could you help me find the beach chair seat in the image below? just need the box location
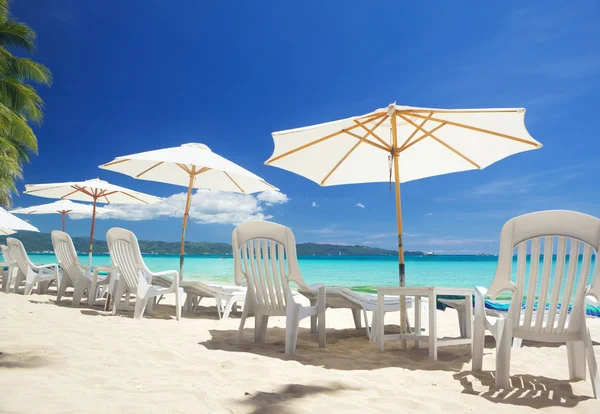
[52,230,112,307]
[472,210,599,398]
[299,286,424,341]
[107,228,183,320]
[233,221,325,354]
[7,237,60,295]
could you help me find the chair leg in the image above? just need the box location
[457,310,466,338]
[584,328,599,399]
[24,279,35,296]
[238,300,250,343]
[309,298,317,334]
[367,309,375,341]
[285,308,300,354]
[567,340,586,381]
[112,279,126,316]
[352,308,362,329]
[512,338,523,349]
[72,279,86,308]
[175,288,182,321]
[56,276,69,303]
[222,298,237,320]
[134,296,150,320]
[472,317,486,371]
[495,318,512,389]
[255,314,269,344]
[318,308,326,349]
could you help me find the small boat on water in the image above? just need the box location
[423,251,437,257]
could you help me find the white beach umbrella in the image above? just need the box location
[11,200,113,232]
[24,178,162,264]
[99,142,278,278]
[266,103,541,331]
[0,207,39,235]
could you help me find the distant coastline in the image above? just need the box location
[1,232,424,257]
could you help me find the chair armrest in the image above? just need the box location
[30,262,58,272]
[146,269,179,288]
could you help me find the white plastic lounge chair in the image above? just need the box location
[52,230,112,307]
[180,281,246,320]
[1,244,17,292]
[106,228,183,320]
[299,286,423,341]
[233,221,326,354]
[7,237,60,295]
[472,210,599,398]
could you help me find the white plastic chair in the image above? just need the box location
[7,237,60,295]
[52,230,112,307]
[473,210,599,398]
[106,228,182,320]
[1,244,17,292]
[233,221,326,354]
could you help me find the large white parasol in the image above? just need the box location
[11,199,113,232]
[266,103,541,332]
[24,178,162,264]
[99,143,278,278]
[0,207,39,235]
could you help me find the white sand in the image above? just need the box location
[0,291,598,413]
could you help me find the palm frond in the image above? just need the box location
[0,19,36,52]
[0,101,37,153]
[0,77,45,122]
[0,54,52,85]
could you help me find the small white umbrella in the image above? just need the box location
[266,103,541,333]
[24,178,162,264]
[99,143,278,278]
[11,200,113,232]
[0,207,39,235]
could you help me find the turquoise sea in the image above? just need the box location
[25,253,598,300]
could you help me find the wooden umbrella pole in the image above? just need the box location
[61,212,66,232]
[88,196,97,267]
[179,169,195,281]
[391,110,407,342]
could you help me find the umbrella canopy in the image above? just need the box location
[266,103,541,334]
[11,200,113,232]
[24,178,162,264]
[0,207,39,235]
[99,143,278,278]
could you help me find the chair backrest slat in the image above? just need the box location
[534,236,554,331]
[523,237,541,329]
[556,240,580,333]
[544,236,568,333]
[232,221,308,314]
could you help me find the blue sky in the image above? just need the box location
[10,0,600,253]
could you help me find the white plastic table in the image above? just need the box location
[376,286,474,360]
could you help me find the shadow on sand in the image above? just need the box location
[0,351,50,369]
[236,383,352,414]
[453,370,593,408]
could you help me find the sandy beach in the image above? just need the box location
[0,291,598,413]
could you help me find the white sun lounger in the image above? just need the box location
[107,228,183,320]
[299,286,423,341]
[52,230,112,307]
[1,245,17,292]
[6,238,60,295]
[472,210,599,398]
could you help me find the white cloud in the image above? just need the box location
[355,203,365,208]
[424,212,433,216]
[312,201,318,207]
[257,191,290,207]
[71,189,289,226]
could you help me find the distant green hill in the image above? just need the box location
[0,232,424,256]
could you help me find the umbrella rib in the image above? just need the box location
[353,116,391,149]
[177,163,193,175]
[398,112,433,150]
[61,187,85,199]
[320,140,362,185]
[25,185,65,194]
[260,180,278,190]
[194,167,211,176]
[266,113,386,164]
[224,172,245,193]
[398,109,521,114]
[428,133,481,169]
[137,161,164,178]
[343,130,390,152]
[118,191,151,204]
[399,122,446,152]
[403,112,539,146]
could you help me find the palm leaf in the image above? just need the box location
[0,18,36,52]
[0,101,37,153]
[0,77,45,122]
[0,52,52,85]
